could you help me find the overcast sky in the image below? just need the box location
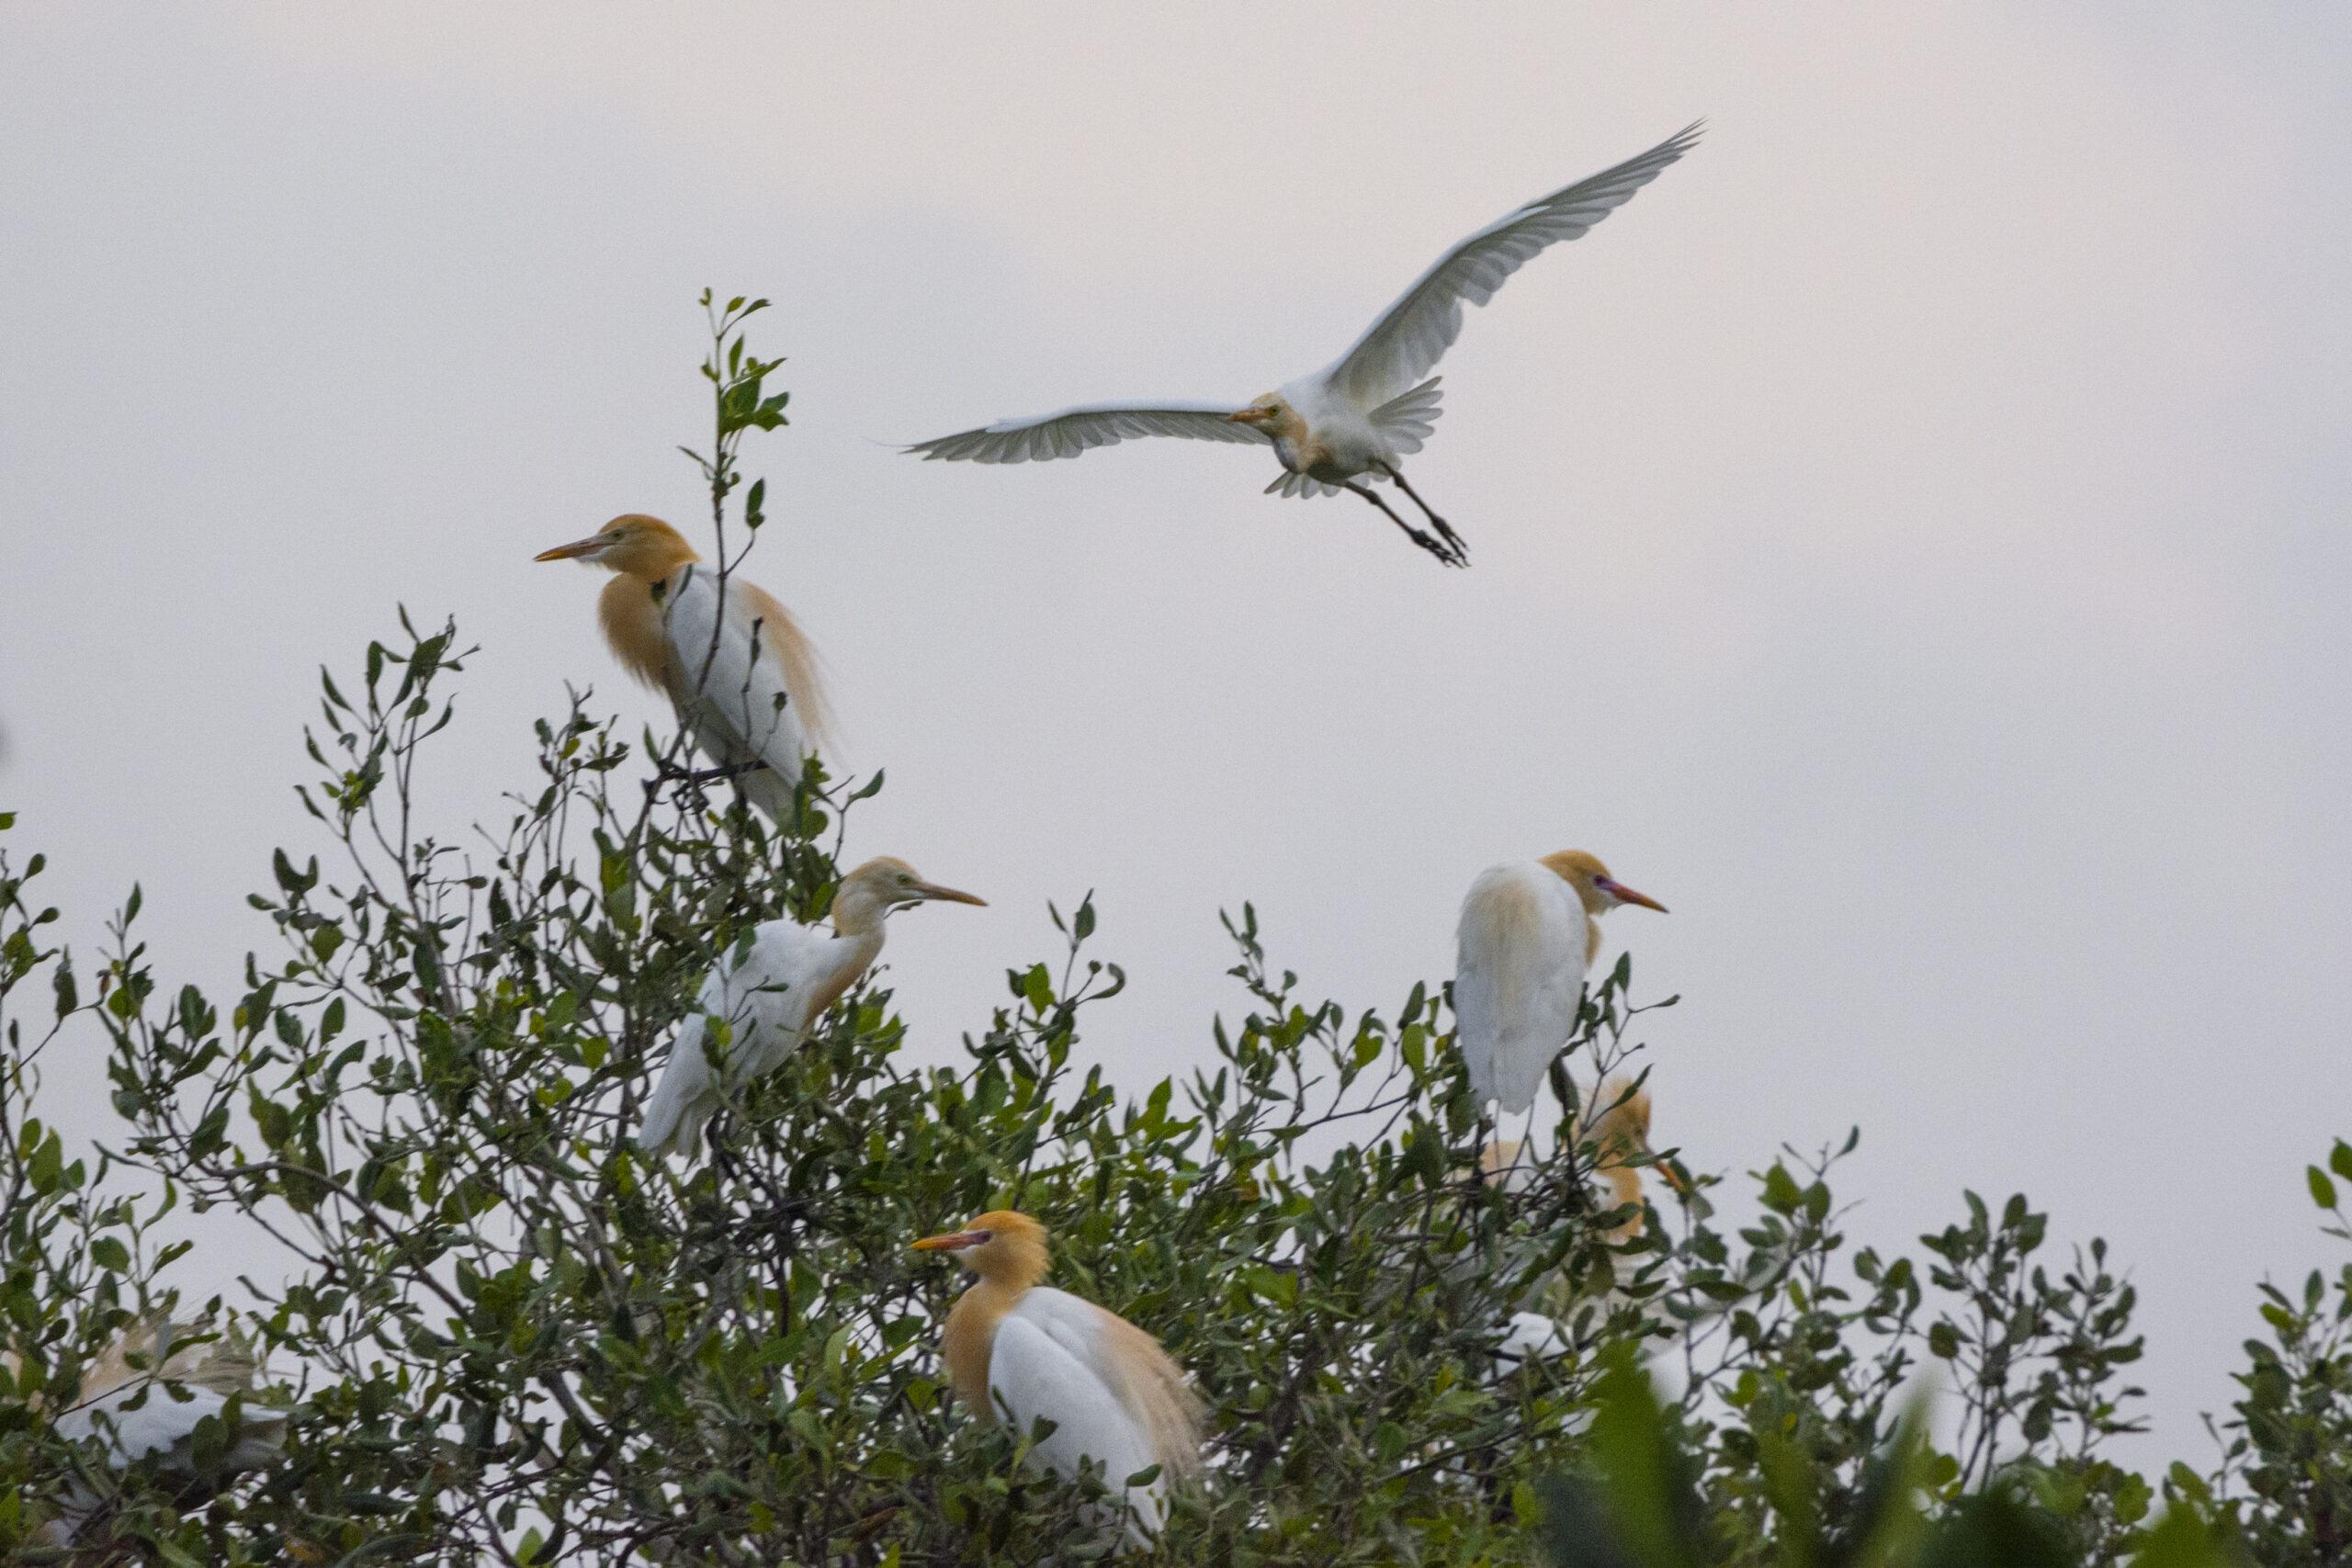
[5,4,2347,1462]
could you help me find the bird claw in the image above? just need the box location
[1431,519,1470,565]
[1409,529,1455,565]
[1411,528,1468,569]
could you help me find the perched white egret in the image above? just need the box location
[32,1315,285,1545]
[638,857,985,1158]
[536,514,834,823]
[914,1211,1202,1547]
[906,123,1701,566]
[1453,852,1666,1115]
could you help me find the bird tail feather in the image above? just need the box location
[1368,376,1444,456]
[1263,471,1345,500]
[637,1073,706,1161]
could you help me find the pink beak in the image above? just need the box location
[1594,876,1668,913]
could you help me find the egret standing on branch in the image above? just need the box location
[906,123,1701,566]
[638,857,985,1159]
[535,514,834,823]
[31,1315,286,1546]
[1453,851,1667,1115]
[914,1211,1203,1548]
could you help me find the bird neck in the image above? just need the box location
[828,885,897,939]
[1600,1163,1645,1239]
[597,575,679,694]
[940,1280,1026,1416]
[939,1257,1048,1418]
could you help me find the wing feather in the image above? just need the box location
[906,400,1274,465]
[990,1296,1172,1543]
[1453,863,1590,1114]
[640,920,842,1158]
[659,566,819,823]
[1329,123,1702,405]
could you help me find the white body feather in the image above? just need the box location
[637,918,882,1158]
[1453,862,1593,1114]
[51,1384,281,1471]
[661,564,817,824]
[909,124,1699,501]
[985,1287,1186,1545]
[41,1324,284,1544]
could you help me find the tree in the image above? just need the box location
[0,297,2343,1565]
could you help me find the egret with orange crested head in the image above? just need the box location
[914,1210,1202,1547]
[536,514,833,822]
[906,124,1701,566]
[639,857,984,1158]
[1453,851,1667,1116]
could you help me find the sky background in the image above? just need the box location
[4,4,2348,1464]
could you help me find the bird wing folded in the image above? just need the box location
[989,1298,1169,1536]
[1326,122,1702,407]
[905,401,1274,464]
[640,920,837,1158]
[1453,864,1590,1114]
[660,566,824,820]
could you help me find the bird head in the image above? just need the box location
[1225,395,1295,435]
[534,514,699,578]
[1539,850,1668,919]
[913,1209,1050,1287]
[829,856,986,933]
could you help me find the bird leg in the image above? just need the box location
[1341,480,1463,568]
[644,756,773,811]
[1376,464,1468,564]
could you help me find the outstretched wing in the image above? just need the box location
[905,401,1274,465]
[1327,122,1702,406]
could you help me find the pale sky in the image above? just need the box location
[4,5,2347,1464]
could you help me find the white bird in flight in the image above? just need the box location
[906,123,1701,567]
[638,856,985,1158]
[536,514,834,825]
[1453,851,1667,1115]
[914,1210,1203,1548]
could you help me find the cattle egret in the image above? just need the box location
[1453,852,1666,1115]
[639,857,984,1158]
[914,1211,1202,1546]
[906,124,1700,566]
[33,1315,284,1545]
[1487,1081,1668,1379]
[536,514,833,823]
[1477,1079,1655,1225]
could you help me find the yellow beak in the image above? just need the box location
[534,535,610,562]
[1596,876,1668,914]
[1224,408,1264,424]
[912,1229,988,1252]
[911,882,987,907]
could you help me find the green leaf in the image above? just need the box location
[2309,1166,2338,1211]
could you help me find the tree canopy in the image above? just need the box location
[2,299,2345,1566]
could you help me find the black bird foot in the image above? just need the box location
[1407,527,1465,568]
[1431,518,1470,565]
